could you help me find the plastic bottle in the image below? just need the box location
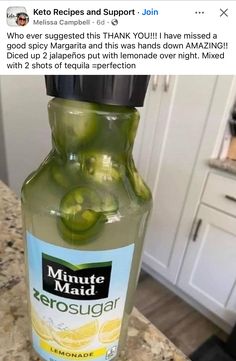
[21,75,152,361]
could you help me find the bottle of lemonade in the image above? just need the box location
[21,75,152,361]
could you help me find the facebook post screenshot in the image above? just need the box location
[1,2,236,361]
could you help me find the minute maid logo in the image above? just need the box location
[42,254,112,300]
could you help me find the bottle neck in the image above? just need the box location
[48,98,139,161]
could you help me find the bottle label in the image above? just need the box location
[26,232,134,361]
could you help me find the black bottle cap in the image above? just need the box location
[45,75,150,107]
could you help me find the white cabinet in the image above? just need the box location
[178,204,236,327]
[202,172,236,217]
[0,76,50,194]
[138,76,236,329]
[139,75,228,282]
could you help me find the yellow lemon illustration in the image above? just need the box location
[31,309,52,341]
[99,319,121,344]
[52,320,98,350]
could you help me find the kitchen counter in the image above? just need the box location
[0,181,189,361]
[209,158,236,176]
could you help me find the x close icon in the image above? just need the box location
[220,8,228,17]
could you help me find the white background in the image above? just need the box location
[0,1,235,74]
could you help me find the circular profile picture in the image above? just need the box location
[16,12,29,26]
